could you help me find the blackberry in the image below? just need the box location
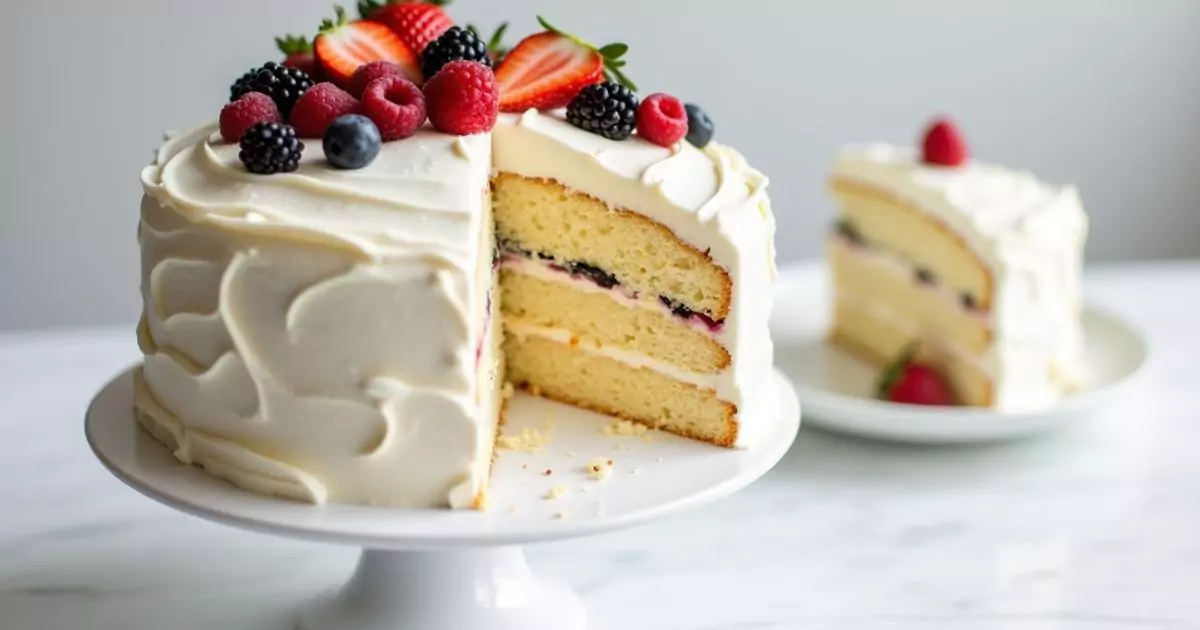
[239,122,304,175]
[566,82,639,141]
[230,61,313,117]
[421,26,492,80]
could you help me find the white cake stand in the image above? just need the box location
[85,367,800,630]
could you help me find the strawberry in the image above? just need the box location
[276,34,325,82]
[314,6,423,88]
[363,0,454,58]
[875,343,957,406]
[921,116,969,167]
[495,16,636,113]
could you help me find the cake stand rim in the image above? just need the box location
[85,366,800,549]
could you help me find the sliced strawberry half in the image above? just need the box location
[495,17,636,113]
[314,6,423,88]
[362,0,454,57]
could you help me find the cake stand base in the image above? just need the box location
[299,548,583,630]
[86,368,800,630]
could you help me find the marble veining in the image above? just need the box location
[2,262,1200,629]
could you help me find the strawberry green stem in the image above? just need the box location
[875,340,920,400]
[536,15,637,91]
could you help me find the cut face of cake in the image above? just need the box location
[135,30,776,508]
[827,118,1088,410]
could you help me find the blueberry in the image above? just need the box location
[684,103,715,148]
[567,261,620,289]
[323,114,382,170]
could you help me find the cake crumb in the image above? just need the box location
[476,493,492,511]
[554,510,569,520]
[496,427,550,453]
[543,468,553,476]
[586,457,615,481]
[602,419,648,438]
[545,484,568,500]
[501,381,516,400]
[522,463,528,470]
[656,457,664,464]
[529,384,543,397]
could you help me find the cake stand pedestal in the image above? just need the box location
[85,368,800,630]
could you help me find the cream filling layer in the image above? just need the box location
[499,253,721,336]
[834,290,994,377]
[830,236,992,325]
[504,320,723,395]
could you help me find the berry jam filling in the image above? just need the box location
[835,219,865,246]
[500,242,724,331]
[658,296,721,331]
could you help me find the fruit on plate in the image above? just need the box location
[875,343,957,406]
[494,16,635,113]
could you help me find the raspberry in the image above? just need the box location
[636,93,689,147]
[423,60,498,136]
[219,93,282,142]
[349,61,409,99]
[921,117,968,167]
[289,82,362,138]
[362,75,427,141]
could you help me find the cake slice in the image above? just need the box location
[492,109,775,447]
[827,117,1088,410]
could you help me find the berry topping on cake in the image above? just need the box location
[349,61,409,99]
[219,92,282,143]
[239,122,304,175]
[636,93,689,147]
[362,75,427,140]
[361,0,454,59]
[323,114,382,169]
[420,26,492,80]
[467,22,510,64]
[876,343,956,406]
[230,61,314,118]
[684,103,715,149]
[276,34,325,82]
[424,60,499,135]
[290,82,362,138]
[921,117,969,167]
[315,6,422,88]
[495,17,635,113]
[566,81,638,141]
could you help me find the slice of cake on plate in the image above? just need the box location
[134,9,777,509]
[827,117,1088,410]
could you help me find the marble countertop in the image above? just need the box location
[2,260,1198,630]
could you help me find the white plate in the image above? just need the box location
[770,262,1150,444]
[86,368,801,548]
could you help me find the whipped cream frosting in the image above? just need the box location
[137,110,778,506]
[494,110,777,447]
[831,144,1088,409]
[138,124,497,508]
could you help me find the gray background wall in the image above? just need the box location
[2,0,1198,330]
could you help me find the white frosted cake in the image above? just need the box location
[135,10,776,509]
[827,117,1088,410]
